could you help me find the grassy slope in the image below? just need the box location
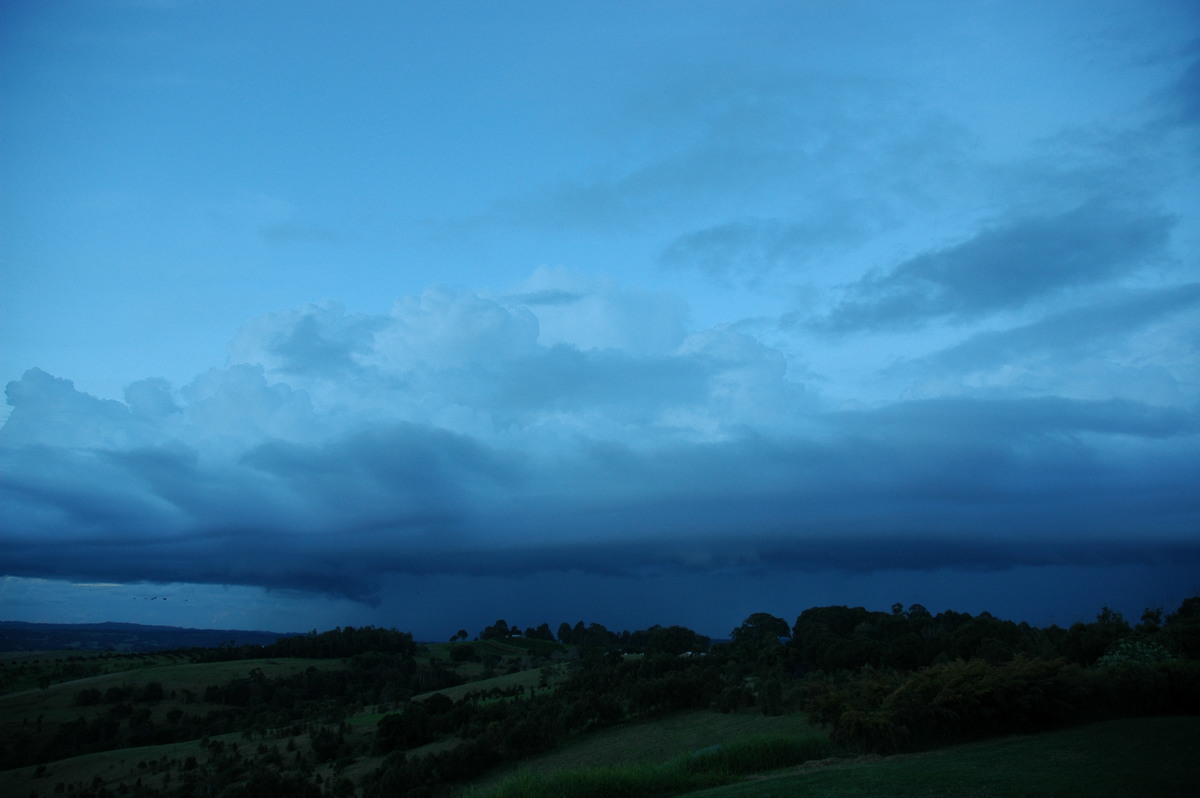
[518,711,822,771]
[683,716,1200,798]
[0,655,350,792]
[1,656,342,727]
[462,710,825,795]
[0,650,181,693]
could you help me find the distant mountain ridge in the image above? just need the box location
[0,620,294,652]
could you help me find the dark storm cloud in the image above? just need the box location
[239,423,518,522]
[817,203,1175,332]
[410,535,1200,580]
[5,366,1196,605]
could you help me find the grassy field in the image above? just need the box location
[462,710,828,795]
[3,733,219,795]
[687,715,1200,797]
[471,715,1200,798]
[0,656,343,725]
[0,650,184,693]
[515,710,822,771]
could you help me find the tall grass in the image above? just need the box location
[478,734,837,798]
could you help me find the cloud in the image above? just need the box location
[815,202,1175,332]
[1154,54,1200,129]
[657,212,870,283]
[912,283,1200,370]
[891,283,1200,403]
[3,316,1197,605]
[228,303,386,377]
[505,267,689,356]
[2,264,1197,608]
[496,145,793,234]
[475,62,974,256]
[1,369,152,449]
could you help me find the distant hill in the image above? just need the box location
[0,620,293,652]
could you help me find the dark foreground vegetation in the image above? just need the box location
[2,597,1198,797]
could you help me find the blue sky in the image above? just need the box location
[2,1,1199,640]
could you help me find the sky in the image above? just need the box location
[2,0,1199,641]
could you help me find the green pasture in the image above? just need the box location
[464,709,826,795]
[1,735,212,794]
[687,715,1200,797]
[1,657,343,720]
[472,715,1200,798]
[0,650,184,693]
[524,710,822,771]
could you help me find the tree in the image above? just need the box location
[480,619,512,640]
[642,625,709,657]
[1064,607,1131,665]
[525,623,555,641]
[731,612,791,670]
[1163,596,1200,659]
[733,612,791,642]
[1137,608,1162,633]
